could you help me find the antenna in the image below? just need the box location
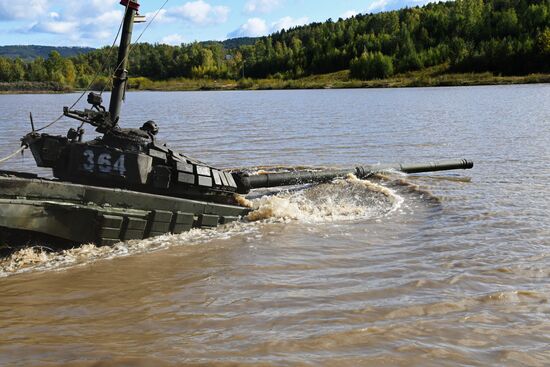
[29,112,35,132]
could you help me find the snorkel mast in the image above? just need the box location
[108,0,140,124]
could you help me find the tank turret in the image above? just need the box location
[22,93,239,204]
[21,0,239,204]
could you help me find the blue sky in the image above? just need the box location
[0,0,435,47]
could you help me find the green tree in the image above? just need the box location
[0,58,12,81]
[396,25,423,72]
[63,59,76,86]
[350,51,394,80]
[524,4,549,31]
[494,9,519,37]
[28,57,48,81]
[12,58,26,81]
[45,51,65,83]
[538,28,550,54]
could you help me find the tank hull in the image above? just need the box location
[0,172,249,248]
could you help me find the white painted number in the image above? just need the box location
[113,155,126,176]
[81,150,126,176]
[98,153,112,173]
[83,149,94,172]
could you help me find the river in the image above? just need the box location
[0,86,549,366]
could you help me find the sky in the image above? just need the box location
[0,0,436,48]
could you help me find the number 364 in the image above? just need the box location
[82,149,126,176]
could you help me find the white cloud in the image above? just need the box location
[66,0,118,17]
[89,0,118,9]
[92,10,124,26]
[161,33,185,45]
[243,0,282,14]
[83,30,112,41]
[366,0,391,13]
[271,16,308,32]
[366,0,445,13]
[341,10,358,19]
[27,2,123,44]
[31,20,78,34]
[229,15,309,38]
[0,0,49,20]
[30,9,121,39]
[145,9,173,23]
[172,0,229,25]
[228,17,268,38]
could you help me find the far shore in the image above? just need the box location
[2,68,550,94]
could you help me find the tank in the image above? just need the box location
[0,0,473,253]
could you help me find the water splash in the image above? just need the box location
[246,174,402,222]
[0,175,401,277]
[0,223,255,277]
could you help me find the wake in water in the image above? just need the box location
[0,224,254,277]
[0,175,402,277]
[243,174,402,222]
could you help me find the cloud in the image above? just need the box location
[0,0,49,20]
[144,9,173,23]
[23,0,230,46]
[243,0,282,14]
[66,0,118,17]
[31,20,78,35]
[81,30,112,41]
[93,10,124,26]
[228,15,309,38]
[28,7,122,44]
[366,0,443,13]
[271,16,308,32]
[341,10,358,19]
[366,0,390,13]
[26,0,124,44]
[161,33,185,45]
[172,0,229,25]
[228,17,268,38]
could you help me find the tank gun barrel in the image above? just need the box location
[367,159,474,174]
[235,159,473,194]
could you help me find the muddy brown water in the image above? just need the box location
[0,86,549,366]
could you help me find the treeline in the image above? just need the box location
[0,51,80,86]
[0,0,549,88]
[244,0,550,78]
[0,45,94,61]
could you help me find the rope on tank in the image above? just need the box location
[0,145,27,165]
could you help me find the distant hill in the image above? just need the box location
[0,39,254,61]
[0,45,95,60]
[201,37,258,50]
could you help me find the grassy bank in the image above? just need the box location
[2,66,550,94]
[0,81,72,94]
[129,66,550,91]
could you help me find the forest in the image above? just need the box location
[0,0,549,90]
[0,46,93,61]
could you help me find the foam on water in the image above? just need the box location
[0,175,401,277]
[0,224,255,277]
[245,174,402,222]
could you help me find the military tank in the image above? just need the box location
[0,0,473,251]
